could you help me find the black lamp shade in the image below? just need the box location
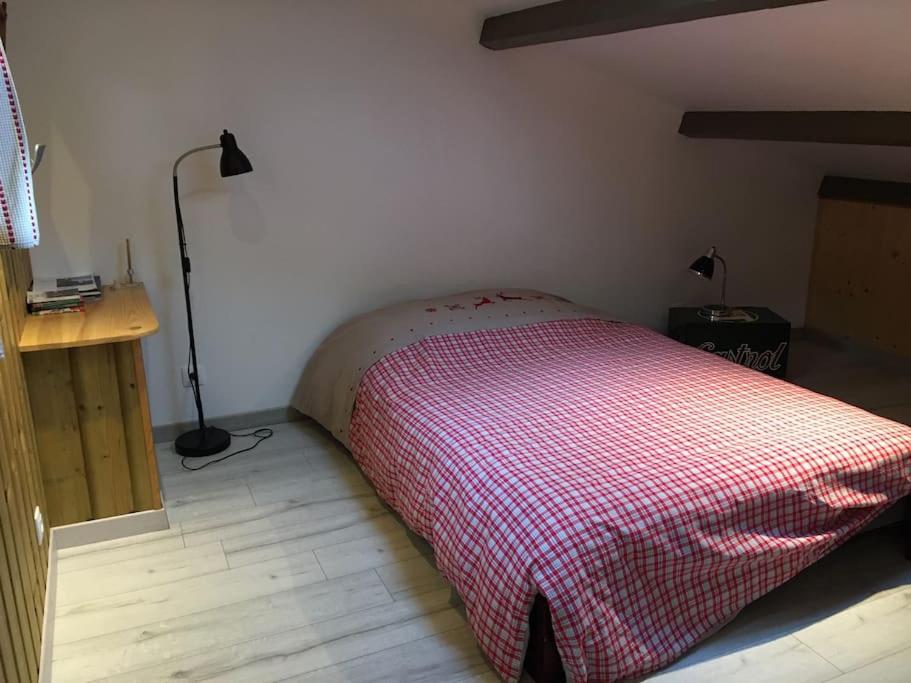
[219,129,253,177]
[689,255,715,280]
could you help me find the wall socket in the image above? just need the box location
[33,506,44,546]
[181,365,207,388]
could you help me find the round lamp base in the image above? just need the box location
[175,426,231,458]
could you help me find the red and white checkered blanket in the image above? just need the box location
[348,319,911,682]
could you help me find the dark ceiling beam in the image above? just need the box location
[678,111,911,147]
[819,176,911,208]
[480,0,826,50]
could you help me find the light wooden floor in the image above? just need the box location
[50,337,911,682]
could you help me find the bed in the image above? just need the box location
[293,289,911,682]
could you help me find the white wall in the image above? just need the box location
[11,0,820,428]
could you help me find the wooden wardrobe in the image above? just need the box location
[806,176,911,357]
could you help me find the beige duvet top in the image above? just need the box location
[292,288,613,446]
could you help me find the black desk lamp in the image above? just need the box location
[172,130,252,457]
[689,246,729,321]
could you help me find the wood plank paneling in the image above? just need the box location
[806,198,911,356]
[129,340,161,511]
[70,344,134,519]
[0,249,49,683]
[23,350,91,526]
[0,578,22,682]
[114,340,161,511]
[1,252,45,675]
[0,527,31,682]
[24,337,163,526]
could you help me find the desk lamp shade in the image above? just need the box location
[689,248,716,280]
[219,130,252,177]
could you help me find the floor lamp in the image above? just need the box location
[172,129,253,457]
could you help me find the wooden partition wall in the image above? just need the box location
[805,176,911,357]
[0,250,49,683]
[0,6,51,681]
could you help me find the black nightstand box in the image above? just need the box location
[667,307,791,378]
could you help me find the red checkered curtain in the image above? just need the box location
[0,39,37,248]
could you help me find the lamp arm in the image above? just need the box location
[172,143,221,178]
[715,254,728,310]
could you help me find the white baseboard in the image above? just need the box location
[52,508,170,550]
[39,508,171,680]
[39,532,58,683]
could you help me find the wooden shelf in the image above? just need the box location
[19,283,159,353]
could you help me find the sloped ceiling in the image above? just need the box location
[474,0,911,182]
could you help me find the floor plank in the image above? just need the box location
[376,554,450,600]
[794,585,911,673]
[314,527,424,578]
[181,494,386,547]
[101,589,465,682]
[54,550,325,644]
[56,542,226,606]
[287,625,489,683]
[163,479,257,523]
[224,511,400,568]
[52,571,393,682]
[643,635,840,682]
[248,467,373,507]
[57,529,185,574]
[825,646,911,683]
[159,445,314,493]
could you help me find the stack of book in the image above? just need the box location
[27,274,102,315]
